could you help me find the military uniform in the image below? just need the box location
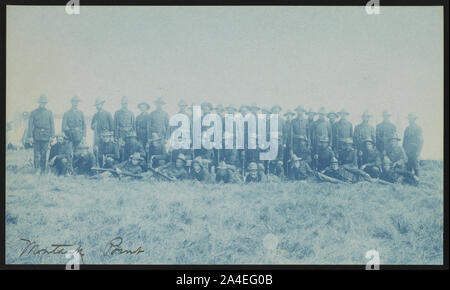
[354,121,376,151]
[123,135,145,162]
[311,118,332,152]
[27,97,55,174]
[361,146,382,178]
[376,120,397,153]
[403,116,423,176]
[314,144,335,171]
[385,143,407,169]
[337,145,358,168]
[149,106,169,140]
[289,158,314,181]
[62,107,86,150]
[73,146,95,175]
[98,139,120,168]
[136,111,151,147]
[49,137,73,175]
[114,108,135,141]
[332,111,353,153]
[91,109,114,147]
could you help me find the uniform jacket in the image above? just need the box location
[403,123,424,157]
[28,107,55,141]
[136,112,151,143]
[316,146,335,171]
[62,108,86,141]
[91,110,114,136]
[354,121,376,150]
[311,118,332,148]
[337,147,358,168]
[114,108,135,140]
[333,119,353,149]
[376,121,397,152]
[149,109,169,140]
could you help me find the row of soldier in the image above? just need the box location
[26,94,424,185]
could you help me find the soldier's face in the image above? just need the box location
[320,141,328,148]
[38,102,47,108]
[293,161,300,168]
[131,159,139,165]
[175,159,184,168]
[383,164,391,171]
[249,170,257,177]
[121,102,128,109]
[96,104,103,111]
[365,142,373,150]
[57,137,64,143]
[331,163,339,170]
[193,163,201,172]
[71,102,79,109]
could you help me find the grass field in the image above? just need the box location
[5,149,443,265]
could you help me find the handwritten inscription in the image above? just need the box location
[103,237,145,256]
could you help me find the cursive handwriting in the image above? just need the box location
[19,238,84,262]
[103,237,145,256]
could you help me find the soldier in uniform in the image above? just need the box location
[327,111,338,127]
[148,133,167,168]
[292,105,310,155]
[190,157,213,183]
[403,113,424,177]
[72,143,95,175]
[114,96,135,159]
[122,132,145,162]
[62,96,86,151]
[27,95,55,174]
[360,139,382,178]
[321,157,356,183]
[97,131,120,168]
[306,109,317,142]
[288,155,315,181]
[149,97,170,141]
[116,152,145,175]
[311,107,332,153]
[313,137,335,171]
[336,138,358,169]
[385,134,407,170]
[215,161,241,184]
[161,153,189,181]
[196,102,215,161]
[270,160,285,179]
[223,105,239,167]
[376,110,397,154]
[245,162,264,183]
[136,102,151,149]
[354,110,376,152]
[91,98,114,164]
[282,110,296,175]
[333,109,353,153]
[48,132,73,176]
[380,156,418,186]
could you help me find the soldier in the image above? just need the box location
[283,110,296,174]
[62,96,86,151]
[376,110,397,154]
[27,94,55,175]
[72,143,95,175]
[136,102,151,149]
[190,157,213,183]
[163,153,189,181]
[97,131,120,168]
[214,104,226,164]
[292,105,310,155]
[215,161,241,183]
[336,138,358,169]
[321,157,356,183]
[114,96,135,156]
[327,111,338,127]
[313,137,335,171]
[149,97,170,141]
[116,152,145,175]
[294,135,312,166]
[306,109,317,142]
[122,132,145,162]
[403,113,424,177]
[385,134,407,170]
[270,160,286,179]
[148,133,166,168]
[380,156,418,186]
[360,139,382,178]
[91,98,114,165]
[354,110,376,152]
[311,107,332,153]
[333,109,353,153]
[288,155,315,181]
[48,132,73,176]
[245,162,264,183]
[268,105,285,173]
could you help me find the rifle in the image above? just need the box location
[147,166,176,182]
[91,167,143,179]
[315,171,346,184]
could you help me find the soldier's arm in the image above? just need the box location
[62,112,68,132]
[113,112,119,140]
[91,113,97,131]
[417,127,424,153]
[81,112,86,137]
[131,112,136,132]
[49,111,55,138]
[107,112,114,131]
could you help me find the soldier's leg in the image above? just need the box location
[39,141,49,174]
[33,141,40,170]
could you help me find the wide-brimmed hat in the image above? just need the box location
[271,105,282,112]
[362,109,372,118]
[247,162,258,171]
[138,102,150,110]
[331,157,339,164]
[327,112,338,119]
[176,153,187,163]
[38,94,48,104]
[71,96,81,103]
[149,132,162,142]
[317,107,326,115]
[131,152,144,161]
[154,97,166,105]
[294,105,305,112]
[201,102,213,110]
[225,105,237,112]
[215,104,225,112]
[382,110,391,117]
[94,98,105,106]
[120,96,128,104]
[337,109,350,116]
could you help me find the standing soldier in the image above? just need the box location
[376,110,397,154]
[114,96,135,160]
[333,109,353,154]
[311,107,332,153]
[360,139,382,178]
[385,133,408,170]
[283,110,295,174]
[48,132,73,176]
[97,131,120,168]
[149,97,170,141]
[403,113,424,177]
[354,109,376,152]
[336,138,358,169]
[136,102,151,149]
[313,137,335,172]
[292,105,310,156]
[306,109,316,142]
[91,98,114,163]
[62,96,86,151]
[27,95,55,175]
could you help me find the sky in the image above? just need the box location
[6,6,443,159]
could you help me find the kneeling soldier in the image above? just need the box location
[337,138,358,169]
[360,139,382,178]
[73,143,95,175]
[313,137,335,171]
[380,156,418,186]
[190,157,213,183]
[164,153,189,181]
[288,155,314,181]
[116,152,145,175]
[245,162,265,183]
[48,132,73,176]
[98,131,120,168]
[215,161,241,184]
